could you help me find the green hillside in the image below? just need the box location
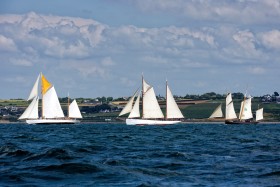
[1,98,280,122]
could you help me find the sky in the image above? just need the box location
[0,0,280,99]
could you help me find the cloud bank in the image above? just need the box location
[0,6,279,98]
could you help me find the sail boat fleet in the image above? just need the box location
[18,73,265,125]
[224,93,263,124]
[19,73,82,124]
[208,93,264,124]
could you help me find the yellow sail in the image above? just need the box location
[41,74,52,95]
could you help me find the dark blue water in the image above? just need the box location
[1,123,280,186]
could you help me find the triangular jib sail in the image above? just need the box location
[209,104,223,119]
[128,92,141,118]
[19,96,39,120]
[119,89,138,116]
[69,99,83,119]
[166,83,184,119]
[27,74,40,101]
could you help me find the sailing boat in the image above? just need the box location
[225,93,263,124]
[119,76,184,125]
[208,104,223,119]
[18,73,82,124]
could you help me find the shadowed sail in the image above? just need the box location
[239,97,253,120]
[27,75,40,101]
[119,89,138,116]
[128,93,141,118]
[209,104,223,119]
[19,96,39,120]
[225,93,237,120]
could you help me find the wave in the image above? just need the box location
[36,163,102,174]
[259,170,280,177]
[0,144,32,157]
[24,148,72,161]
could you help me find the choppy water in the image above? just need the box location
[1,123,280,186]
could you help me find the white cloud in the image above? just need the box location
[165,27,217,47]
[101,57,115,66]
[227,29,266,61]
[260,30,280,50]
[4,76,28,83]
[43,39,90,58]
[233,30,256,50]
[10,58,33,66]
[67,61,106,78]
[0,12,106,59]
[0,35,17,52]
[248,67,266,74]
[142,55,169,64]
[131,0,280,25]
[0,11,279,97]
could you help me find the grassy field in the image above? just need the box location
[0,99,28,107]
[180,99,280,121]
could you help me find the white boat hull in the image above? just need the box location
[126,118,181,125]
[26,119,80,124]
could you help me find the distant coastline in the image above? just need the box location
[1,121,280,125]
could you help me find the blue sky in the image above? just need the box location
[0,0,280,99]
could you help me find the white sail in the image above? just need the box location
[27,74,40,101]
[119,90,138,116]
[166,84,184,119]
[225,93,237,120]
[143,79,151,93]
[69,99,82,119]
[43,86,65,118]
[239,97,253,120]
[143,86,164,119]
[209,104,223,118]
[256,108,264,121]
[19,96,39,119]
[128,93,141,118]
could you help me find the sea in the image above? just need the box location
[1,123,280,187]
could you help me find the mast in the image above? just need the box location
[239,93,246,121]
[68,92,70,118]
[41,73,43,118]
[41,73,52,119]
[142,74,144,119]
[165,79,168,120]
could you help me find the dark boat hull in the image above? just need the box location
[225,120,259,125]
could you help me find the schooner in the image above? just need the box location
[18,73,82,124]
[119,75,184,125]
